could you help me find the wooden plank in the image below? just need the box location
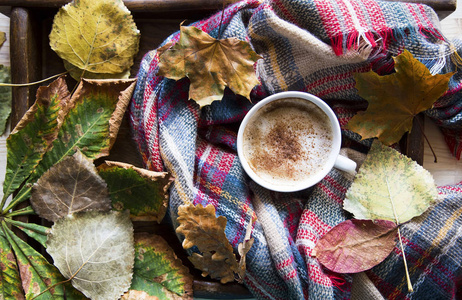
[0,0,456,12]
[9,7,41,128]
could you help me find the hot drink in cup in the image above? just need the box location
[237,91,356,192]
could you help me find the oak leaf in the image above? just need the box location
[31,150,111,222]
[344,140,437,223]
[312,219,398,273]
[176,203,239,283]
[347,49,454,145]
[49,0,140,80]
[157,26,261,107]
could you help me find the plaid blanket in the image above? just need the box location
[129,0,462,299]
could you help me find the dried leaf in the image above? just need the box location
[49,0,140,81]
[63,60,131,80]
[344,140,438,223]
[347,49,454,145]
[157,26,261,107]
[3,77,70,204]
[122,233,193,300]
[176,203,238,283]
[0,65,11,135]
[237,217,255,283]
[0,232,24,300]
[46,210,135,300]
[11,78,136,207]
[312,219,398,273]
[0,32,5,47]
[31,150,111,222]
[98,161,173,222]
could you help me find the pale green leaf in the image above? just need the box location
[46,210,135,300]
[344,140,438,223]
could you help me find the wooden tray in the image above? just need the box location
[1,0,455,298]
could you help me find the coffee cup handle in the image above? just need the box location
[334,154,357,174]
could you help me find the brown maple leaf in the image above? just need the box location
[157,25,261,107]
[347,49,454,146]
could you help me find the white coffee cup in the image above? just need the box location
[237,91,356,192]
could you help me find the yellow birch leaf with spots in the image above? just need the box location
[157,26,261,107]
[49,0,140,80]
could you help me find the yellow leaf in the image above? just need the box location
[176,203,239,283]
[49,0,140,81]
[157,26,261,107]
[347,49,454,145]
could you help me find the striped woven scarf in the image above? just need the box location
[129,0,462,299]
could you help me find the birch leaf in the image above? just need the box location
[98,161,173,222]
[31,150,111,222]
[3,76,70,204]
[122,233,193,300]
[49,0,140,81]
[176,203,238,283]
[157,26,261,107]
[46,210,135,300]
[347,49,454,145]
[312,219,398,273]
[344,140,438,222]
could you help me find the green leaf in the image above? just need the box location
[46,210,135,300]
[0,65,11,135]
[344,140,438,223]
[2,77,70,209]
[4,219,49,248]
[31,150,111,222]
[98,161,173,222]
[7,78,136,211]
[0,230,24,300]
[123,233,193,300]
[49,0,140,81]
[1,222,66,299]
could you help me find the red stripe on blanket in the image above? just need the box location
[313,0,342,52]
[319,182,344,204]
[366,271,409,299]
[272,0,300,27]
[309,263,333,286]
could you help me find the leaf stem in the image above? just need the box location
[5,206,35,217]
[217,0,226,40]
[386,178,413,292]
[0,71,68,87]
[30,278,71,300]
[415,116,437,163]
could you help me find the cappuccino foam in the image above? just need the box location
[242,98,333,186]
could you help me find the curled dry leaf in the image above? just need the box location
[31,150,111,222]
[237,216,255,283]
[157,26,261,107]
[122,233,193,300]
[49,0,140,80]
[347,49,454,145]
[98,161,173,222]
[312,219,398,273]
[176,203,239,283]
[46,210,135,300]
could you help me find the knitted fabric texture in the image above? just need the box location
[129,0,462,299]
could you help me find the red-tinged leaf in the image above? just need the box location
[312,219,398,273]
